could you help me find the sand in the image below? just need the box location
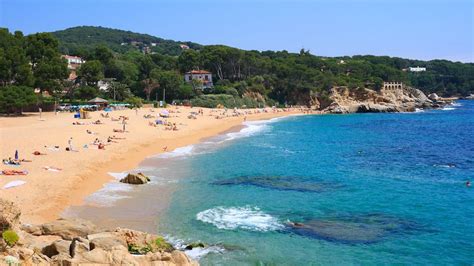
[0,106,305,224]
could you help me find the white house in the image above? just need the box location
[62,55,85,80]
[62,55,85,67]
[184,70,213,89]
[409,66,426,72]
[98,80,111,91]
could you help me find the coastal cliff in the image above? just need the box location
[319,86,453,114]
[0,198,197,266]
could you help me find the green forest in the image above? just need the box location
[1,26,473,113]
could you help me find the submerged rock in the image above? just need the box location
[120,172,150,185]
[213,176,341,193]
[287,213,425,244]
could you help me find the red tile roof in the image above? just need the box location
[186,70,211,74]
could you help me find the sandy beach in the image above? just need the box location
[0,106,304,224]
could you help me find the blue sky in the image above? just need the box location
[1,0,472,62]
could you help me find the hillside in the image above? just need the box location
[52,26,202,56]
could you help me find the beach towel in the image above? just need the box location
[43,166,62,172]
[1,170,28,175]
[3,180,26,189]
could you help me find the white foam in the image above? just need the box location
[196,206,284,232]
[84,182,133,207]
[185,246,225,260]
[157,145,195,158]
[442,107,455,111]
[108,172,128,180]
[164,236,225,260]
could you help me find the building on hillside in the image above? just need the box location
[184,70,213,89]
[62,55,85,81]
[180,44,190,50]
[383,82,404,90]
[409,66,426,72]
[97,80,111,91]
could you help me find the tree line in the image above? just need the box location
[1,26,473,114]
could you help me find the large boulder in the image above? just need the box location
[41,239,72,258]
[90,236,127,251]
[0,199,21,231]
[40,218,99,240]
[428,93,440,101]
[74,247,111,264]
[70,237,90,258]
[120,173,150,185]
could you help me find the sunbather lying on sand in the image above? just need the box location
[43,166,62,172]
[73,121,86,125]
[1,169,28,175]
[32,151,47,155]
[110,135,125,140]
[2,158,20,165]
[113,129,124,133]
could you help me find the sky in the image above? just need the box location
[1,0,473,62]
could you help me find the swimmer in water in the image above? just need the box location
[466,180,471,187]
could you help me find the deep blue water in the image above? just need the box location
[73,101,474,265]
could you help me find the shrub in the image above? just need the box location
[154,236,173,251]
[2,230,19,246]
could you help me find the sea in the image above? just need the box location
[66,100,474,265]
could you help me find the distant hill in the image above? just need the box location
[51,26,202,56]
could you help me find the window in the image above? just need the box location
[204,75,209,81]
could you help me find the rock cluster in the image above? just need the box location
[0,199,197,265]
[322,86,451,114]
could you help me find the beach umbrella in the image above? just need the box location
[14,150,18,160]
[160,109,170,117]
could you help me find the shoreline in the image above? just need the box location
[0,107,307,225]
[62,113,305,233]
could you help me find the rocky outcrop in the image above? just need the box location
[120,172,151,185]
[0,198,21,231]
[322,86,447,114]
[0,198,198,265]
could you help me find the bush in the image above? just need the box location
[2,230,19,246]
[190,94,263,108]
[154,236,173,251]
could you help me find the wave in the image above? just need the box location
[156,145,196,158]
[442,107,455,111]
[196,206,284,232]
[164,236,225,260]
[108,172,128,180]
[84,182,133,207]
[221,115,294,142]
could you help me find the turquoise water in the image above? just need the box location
[157,101,473,265]
[72,101,474,265]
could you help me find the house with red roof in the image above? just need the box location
[184,70,213,89]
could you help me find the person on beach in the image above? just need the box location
[68,137,73,151]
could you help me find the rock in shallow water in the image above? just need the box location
[287,213,426,244]
[212,176,341,193]
[120,172,150,185]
